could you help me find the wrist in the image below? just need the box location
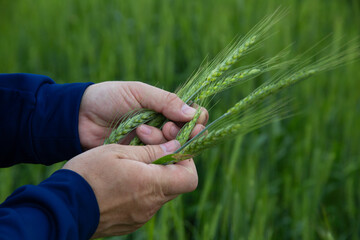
[32,81,93,163]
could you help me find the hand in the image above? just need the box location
[78,81,209,149]
[62,140,197,238]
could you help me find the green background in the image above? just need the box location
[1,0,360,239]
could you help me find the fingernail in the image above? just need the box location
[170,125,179,138]
[181,104,196,117]
[139,125,152,135]
[160,140,181,153]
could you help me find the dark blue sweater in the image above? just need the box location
[0,74,99,239]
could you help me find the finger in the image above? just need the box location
[155,158,198,196]
[197,107,209,125]
[132,82,196,122]
[119,130,136,145]
[113,140,181,164]
[190,124,206,139]
[162,122,181,140]
[136,124,168,145]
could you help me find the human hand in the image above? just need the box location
[78,81,208,149]
[62,140,197,238]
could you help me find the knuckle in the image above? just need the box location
[164,92,180,106]
[128,81,147,103]
[143,145,158,161]
[108,144,127,157]
[161,92,182,118]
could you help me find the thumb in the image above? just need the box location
[114,140,181,164]
[134,83,196,122]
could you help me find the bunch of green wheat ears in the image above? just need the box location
[104,9,359,164]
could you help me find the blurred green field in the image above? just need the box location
[1,0,360,239]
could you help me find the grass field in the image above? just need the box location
[1,0,360,239]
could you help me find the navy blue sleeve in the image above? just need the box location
[0,73,93,167]
[0,169,100,240]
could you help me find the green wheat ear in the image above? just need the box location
[150,9,289,147]
[195,49,294,101]
[177,8,288,103]
[181,123,242,155]
[176,108,202,146]
[104,9,287,145]
[153,40,360,165]
[104,110,157,144]
[153,97,289,165]
[104,8,359,158]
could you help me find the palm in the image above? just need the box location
[79,82,142,149]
